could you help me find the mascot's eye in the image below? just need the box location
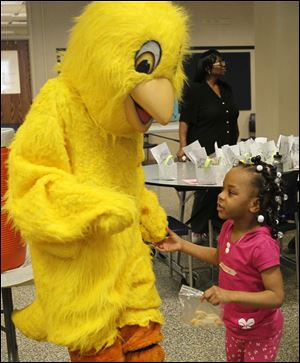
[135,52,155,74]
[135,41,161,74]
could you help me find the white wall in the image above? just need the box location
[27,1,89,96]
[175,1,254,46]
[254,1,299,140]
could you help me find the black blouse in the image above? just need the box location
[179,80,239,155]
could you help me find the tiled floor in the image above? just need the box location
[1,185,299,362]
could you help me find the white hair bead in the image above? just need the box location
[277,172,282,178]
[277,231,283,239]
[257,215,265,223]
[283,194,288,200]
[256,165,263,172]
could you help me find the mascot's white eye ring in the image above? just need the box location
[135,40,161,74]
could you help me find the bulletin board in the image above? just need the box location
[182,49,252,111]
[56,48,66,74]
[55,47,252,110]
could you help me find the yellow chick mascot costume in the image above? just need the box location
[6,2,189,362]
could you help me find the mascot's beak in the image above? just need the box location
[131,78,174,126]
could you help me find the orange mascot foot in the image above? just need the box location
[120,322,165,362]
[69,338,125,362]
[125,344,165,362]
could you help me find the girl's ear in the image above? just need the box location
[250,197,260,213]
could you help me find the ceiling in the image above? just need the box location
[1,1,27,36]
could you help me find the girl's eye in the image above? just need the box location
[135,41,161,74]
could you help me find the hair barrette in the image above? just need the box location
[275,196,282,203]
[277,231,283,239]
[265,165,271,173]
[275,178,280,184]
[251,155,261,164]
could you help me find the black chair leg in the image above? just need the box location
[2,287,19,362]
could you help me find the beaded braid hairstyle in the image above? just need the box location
[234,155,287,239]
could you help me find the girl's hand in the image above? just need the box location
[152,227,183,252]
[201,285,232,305]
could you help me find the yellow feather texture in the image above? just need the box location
[6,1,189,354]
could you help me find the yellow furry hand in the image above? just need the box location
[95,193,138,235]
[140,189,168,243]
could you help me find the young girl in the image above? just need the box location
[154,156,286,362]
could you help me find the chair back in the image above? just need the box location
[281,170,299,221]
[167,216,190,236]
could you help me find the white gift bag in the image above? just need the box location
[195,159,217,185]
[150,142,177,180]
[277,135,293,171]
[291,136,299,169]
[211,164,229,184]
[183,141,207,164]
[158,162,177,180]
[222,145,240,167]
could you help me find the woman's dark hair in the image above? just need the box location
[234,156,286,239]
[194,48,222,83]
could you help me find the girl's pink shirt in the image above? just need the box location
[218,219,284,339]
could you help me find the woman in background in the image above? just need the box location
[177,48,239,242]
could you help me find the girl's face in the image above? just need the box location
[217,167,259,221]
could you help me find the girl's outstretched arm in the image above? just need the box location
[153,227,219,266]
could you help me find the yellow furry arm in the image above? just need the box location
[6,82,137,257]
[6,154,137,257]
[139,188,167,243]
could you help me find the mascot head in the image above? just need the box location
[60,1,190,136]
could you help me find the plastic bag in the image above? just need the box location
[178,285,224,328]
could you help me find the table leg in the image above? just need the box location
[169,252,173,277]
[178,191,186,222]
[175,191,186,268]
[295,211,299,287]
[188,255,193,287]
[208,219,214,282]
[2,287,19,362]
